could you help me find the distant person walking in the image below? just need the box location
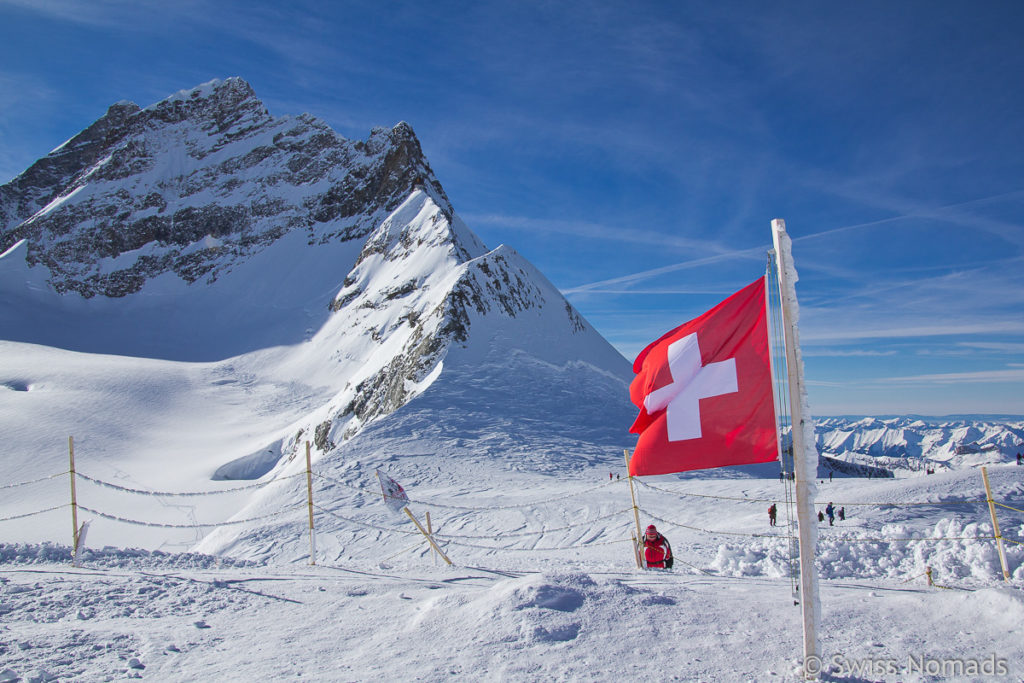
[1017,452,1022,466]
[825,502,835,526]
[768,503,777,527]
[818,511,825,523]
[642,525,673,569]
[838,506,845,522]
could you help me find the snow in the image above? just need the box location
[2,464,1022,681]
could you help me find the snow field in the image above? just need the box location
[3,547,1022,681]
[2,457,1023,681]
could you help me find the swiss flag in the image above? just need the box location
[628,277,777,476]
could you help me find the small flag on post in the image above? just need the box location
[375,469,453,565]
[628,277,777,476]
[376,469,410,512]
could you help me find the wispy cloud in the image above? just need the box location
[873,368,1024,385]
[462,213,737,255]
[802,320,1024,343]
[802,349,898,357]
[562,246,767,294]
[957,342,1024,354]
[793,188,1024,246]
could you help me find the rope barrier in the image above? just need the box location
[313,503,635,551]
[313,470,623,511]
[0,471,68,490]
[636,479,986,508]
[408,478,624,512]
[432,508,634,540]
[815,499,988,508]
[310,471,377,496]
[0,504,67,523]
[313,504,421,537]
[995,501,1024,515]
[820,534,996,544]
[640,508,998,545]
[76,504,303,529]
[637,479,777,503]
[639,508,795,540]
[76,471,304,497]
[439,536,632,552]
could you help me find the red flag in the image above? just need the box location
[628,277,777,476]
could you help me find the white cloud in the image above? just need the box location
[874,368,1024,385]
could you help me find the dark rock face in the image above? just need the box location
[0,78,451,298]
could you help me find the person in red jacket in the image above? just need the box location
[642,524,673,569]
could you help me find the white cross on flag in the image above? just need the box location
[628,277,777,476]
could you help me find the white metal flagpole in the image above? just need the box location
[771,218,822,680]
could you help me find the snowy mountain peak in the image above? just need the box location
[0,78,452,301]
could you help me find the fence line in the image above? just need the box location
[76,504,304,529]
[439,535,632,552]
[2,449,1020,581]
[0,504,67,523]
[996,501,1024,515]
[313,503,421,536]
[431,508,634,540]
[76,471,304,497]
[0,471,68,490]
[636,479,989,508]
[313,470,624,512]
[640,508,795,540]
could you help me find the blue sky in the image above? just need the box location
[1,0,1022,416]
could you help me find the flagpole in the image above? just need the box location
[624,449,644,568]
[771,218,821,680]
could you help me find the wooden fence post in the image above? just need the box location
[69,436,79,565]
[981,467,1010,582]
[624,449,643,568]
[305,442,316,565]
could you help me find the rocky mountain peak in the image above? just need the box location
[142,77,270,134]
[0,79,457,299]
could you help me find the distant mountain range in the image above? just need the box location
[816,416,1024,474]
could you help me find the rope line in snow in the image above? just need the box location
[0,471,68,490]
[312,503,635,549]
[815,499,988,508]
[75,471,304,497]
[76,504,303,529]
[312,470,623,511]
[313,504,421,537]
[637,479,986,507]
[639,508,795,540]
[825,535,997,544]
[0,504,67,523]
[310,471,379,497]
[638,508,997,545]
[995,501,1024,515]
[439,536,632,552]
[408,478,624,511]
[637,479,778,503]
[431,508,634,540]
